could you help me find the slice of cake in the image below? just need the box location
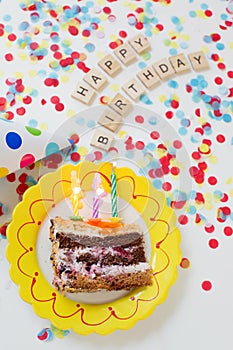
[50,217,152,293]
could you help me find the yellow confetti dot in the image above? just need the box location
[39,123,48,131]
[158,94,166,103]
[99,13,108,21]
[110,84,119,92]
[14,72,23,79]
[110,34,118,41]
[0,167,9,178]
[208,155,218,164]
[0,70,3,77]
[29,70,37,77]
[199,143,209,153]
[66,109,76,118]
[171,41,179,49]
[200,45,209,54]
[229,42,233,49]
[181,34,190,41]
[141,52,151,60]
[117,130,128,139]
[60,75,70,83]
[41,40,49,49]
[226,177,233,185]
[78,146,88,156]
[229,189,233,197]
[18,52,28,60]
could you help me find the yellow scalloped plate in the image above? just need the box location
[6,161,181,335]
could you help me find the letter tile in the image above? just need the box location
[188,51,209,71]
[98,54,122,77]
[136,66,161,89]
[122,78,145,101]
[152,58,175,80]
[98,109,122,132]
[169,53,191,74]
[90,129,114,151]
[71,82,95,105]
[114,43,137,66]
[83,68,107,91]
[109,93,132,117]
[128,34,151,54]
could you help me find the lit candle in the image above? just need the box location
[70,171,83,218]
[92,173,106,218]
[111,162,118,218]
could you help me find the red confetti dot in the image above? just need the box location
[171,166,180,176]
[82,29,90,37]
[44,78,53,87]
[224,226,233,236]
[170,100,179,109]
[216,134,225,143]
[135,141,145,150]
[150,131,160,140]
[211,33,221,42]
[211,53,219,61]
[227,71,233,78]
[173,140,182,149]
[135,115,144,123]
[71,152,80,162]
[55,102,64,111]
[208,176,217,185]
[165,111,173,119]
[6,173,16,182]
[204,224,215,233]
[201,280,212,291]
[155,24,164,31]
[94,151,103,160]
[217,62,225,70]
[148,169,156,179]
[192,151,201,160]
[135,22,144,30]
[209,238,219,249]
[119,30,127,38]
[70,134,79,144]
[5,111,14,120]
[178,215,188,225]
[214,76,223,85]
[54,52,62,59]
[19,173,27,183]
[23,96,32,105]
[180,257,190,269]
[50,95,60,104]
[16,107,26,116]
[5,53,13,61]
[16,183,28,195]
[68,26,79,36]
[162,182,172,191]
[50,44,59,52]
[205,9,212,17]
[8,33,17,41]
[103,6,111,14]
[109,41,118,49]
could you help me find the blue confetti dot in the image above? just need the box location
[148,116,157,125]
[138,61,147,69]
[5,132,22,150]
[45,142,59,156]
[171,16,180,25]
[169,48,178,56]
[203,35,212,43]
[153,179,162,189]
[3,14,11,21]
[168,80,178,89]
[18,21,29,31]
[190,78,199,87]
[216,43,224,50]
[223,114,232,123]
[87,120,96,128]
[178,127,188,136]
[28,119,38,127]
[84,43,95,52]
[189,11,197,18]
[200,3,208,10]
[180,42,188,49]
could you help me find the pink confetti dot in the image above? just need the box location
[8,33,17,41]
[55,103,64,111]
[135,115,144,123]
[150,131,160,140]
[94,151,103,160]
[216,134,225,143]
[208,238,219,249]
[201,280,212,291]
[208,176,217,185]
[224,226,233,236]
[82,29,90,37]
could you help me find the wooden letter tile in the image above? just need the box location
[188,51,209,71]
[114,43,137,66]
[71,82,95,105]
[83,68,107,91]
[109,93,132,117]
[136,66,161,89]
[98,54,122,77]
[98,109,122,132]
[122,78,145,101]
[90,129,114,151]
[152,58,175,80]
[128,34,151,54]
[169,53,191,74]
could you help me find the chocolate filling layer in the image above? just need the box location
[56,231,143,248]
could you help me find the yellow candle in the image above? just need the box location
[70,171,83,217]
